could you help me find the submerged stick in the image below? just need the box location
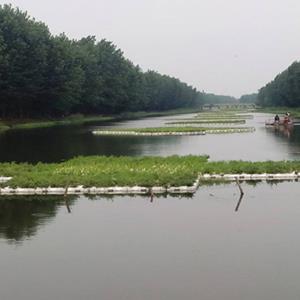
[64,185,71,213]
[235,178,244,212]
[64,185,69,197]
[149,187,154,203]
[235,178,244,196]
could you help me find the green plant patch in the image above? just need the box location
[93,126,254,135]
[194,114,253,119]
[1,156,300,189]
[0,155,209,188]
[0,123,10,132]
[166,119,246,125]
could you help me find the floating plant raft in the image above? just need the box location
[165,119,246,125]
[1,156,300,195]
[194,114,253,119]
[92,126,255,136]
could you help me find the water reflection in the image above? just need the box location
[0,126,182,163]
[0,181,295,244]
[235,194,244,212]
[2,182,300,300]
[266,124,294,139]
[0,196,76,243]
[2,113,300,163]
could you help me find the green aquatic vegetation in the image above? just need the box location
[198,160,300,175]
[0,123,10,132]
[0,156,209,188]
[195,114,253,119]
[95,126,253,134]
[119,127,207,133]
[93,126,255,136]
[165,119,246,125]
[1,156,300,189]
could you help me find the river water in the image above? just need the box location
[0,113,300,162]
[1,112,300,300]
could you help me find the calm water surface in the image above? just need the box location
[1,182,300,300]
[1,112,300,162]
[1,112,300,299]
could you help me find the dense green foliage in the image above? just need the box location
[202,93,237,104]
[239,93,257,104]
[1,156,300,188]
[257,61,300,107]
[0,5,203,118]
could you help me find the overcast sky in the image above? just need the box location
[2,0,300,97]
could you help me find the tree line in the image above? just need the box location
[0,5,205,118]
[239,93,257,104]
[257,61,300,107]
[203,93,237,104]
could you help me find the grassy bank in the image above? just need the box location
[1,156,300,188]
[0,108,203,131]
[256,107,300,118]
[11,116,114,130]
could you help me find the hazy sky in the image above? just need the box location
[2,0,300,97]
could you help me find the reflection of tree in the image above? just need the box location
[0,196,76,242]
[0,122,183,163]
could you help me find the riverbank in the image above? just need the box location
[256,107,300,118]
[1,156,300,193]
[0,108,202,132]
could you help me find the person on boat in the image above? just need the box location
[284,112,291,125]
[274,114,280,123]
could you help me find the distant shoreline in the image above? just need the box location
[0,107,201,132]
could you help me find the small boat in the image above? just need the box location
[265,119,294,127]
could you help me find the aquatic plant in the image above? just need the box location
[165,119,246,125]
[0,123,10,132]
[93,126,255,136]
[1,156,300,189]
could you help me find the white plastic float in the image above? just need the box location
[0,184,198,195]
[200,172,300,181]
[0,173,298,196]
